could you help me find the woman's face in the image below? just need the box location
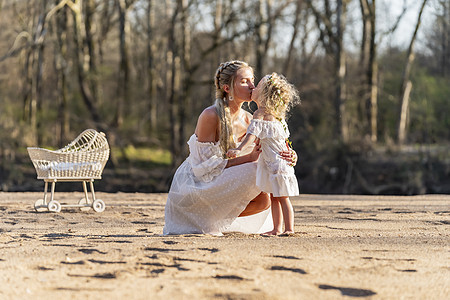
[231,68,255,102]
[251,76,267,105]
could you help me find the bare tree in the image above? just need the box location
[83,0,99,106]
[167,0,181,166]
[359,0,378,143]
[97,0,115,64]
[397,0,428,145]
[283,0,303,77]
[178,0,191,158]
[427,0,450,76]
[307,0,349,143]
[146,0,157,132]
[255,0,290,77]
[115,0,132,128]
[68,0,102,126]
[53,1,69,146]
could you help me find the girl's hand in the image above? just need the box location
[227,149,240,158]
[280,149,298,167]
[248,138,262,162]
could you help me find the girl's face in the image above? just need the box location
[231,68,255,102]
[251,76,268,106]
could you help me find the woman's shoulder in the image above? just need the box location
[199,105,218,120]
[195,105,219,143]
[197,106,219,127]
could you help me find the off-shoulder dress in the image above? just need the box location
[163,134,272,235]
[246,119,299,197]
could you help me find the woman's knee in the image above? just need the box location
[256,192,271,211]
[254,192,271,211]
[239,192,270,216]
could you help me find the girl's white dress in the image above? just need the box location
[163,134,272,235]
[246,119,299,197]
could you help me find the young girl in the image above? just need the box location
[227,72,300,235]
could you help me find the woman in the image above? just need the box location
[163,60,296,235]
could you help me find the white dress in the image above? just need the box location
[163,134,272,235]
[246,119,299,197]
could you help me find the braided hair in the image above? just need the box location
[214,60,252,156]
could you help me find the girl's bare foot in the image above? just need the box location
[262,230,282,236]
[279,231,295,236]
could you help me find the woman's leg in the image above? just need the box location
[279,197,294,233]
[263,195,283,235]
[239,192,271,217]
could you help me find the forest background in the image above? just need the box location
[0,0,448,195]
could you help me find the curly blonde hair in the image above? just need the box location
[214,60,253,155]
[258,72,300,119]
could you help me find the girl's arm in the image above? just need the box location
[225,139,261,168]
[194,106,261,168]
[226,133,257,158]
[235,133,256,151]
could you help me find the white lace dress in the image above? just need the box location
[247,119,299,197]
[163,134,272,235]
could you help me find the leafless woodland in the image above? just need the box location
[0,0,449,194]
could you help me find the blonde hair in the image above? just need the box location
[214,60,252,155]
[258,72,300,119]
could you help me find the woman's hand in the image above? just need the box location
[280,149,298,167]
[248,138,262,162]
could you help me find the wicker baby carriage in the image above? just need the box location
[27,129,110,212]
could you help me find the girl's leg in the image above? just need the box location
[278,196,294,233]
[263,195,283,235]
[239,192,271,217]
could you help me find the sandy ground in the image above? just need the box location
[0,192,448,300]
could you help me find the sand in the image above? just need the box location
[0,192,448,299]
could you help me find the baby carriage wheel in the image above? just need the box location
[34,199,47,212]
[48,200,61,213]
[78,198,92,211]
[92,199,105,213]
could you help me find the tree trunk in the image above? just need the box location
[83,0,99,106]
[168,2,181,167]
[33,0,49,145]
[55,1,69,146]
[98,0,114,65]
[115,0,130,128]
[22,1,41,142]
[69,0,102,126]
[397,0,428,145]
[441,0,449,77]
[179,0,190,158]
[398,80,412,144]
[360,0,378,143]
[307,0,349,143]
[146,0,157,132]
[255,0,268,77]
[335,0,348,143]
[283,0,302,77]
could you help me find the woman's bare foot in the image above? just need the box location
[262,230,282,236]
